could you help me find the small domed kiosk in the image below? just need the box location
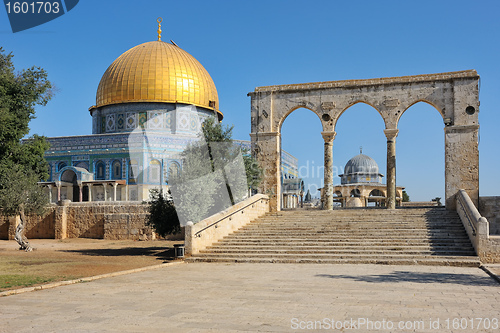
[334,150,404,207]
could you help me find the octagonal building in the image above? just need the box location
[41,29,297,203]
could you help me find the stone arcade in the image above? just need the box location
[249,70,480,212]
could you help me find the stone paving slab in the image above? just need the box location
[1,263,500,332]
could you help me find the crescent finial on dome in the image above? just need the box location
[157,17,162,41]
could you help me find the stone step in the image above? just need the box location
[204,243,472,252]
[227,233,470,238]
[244,220,459,227]
[235,226,467,230]
[216,240,474,246]
[202,249,476,256]
[186,256,481,267]
[189,207,478,266]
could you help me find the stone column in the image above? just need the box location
[384,129,399,210]
[56,182,61,202]
[321,131,336,210]
[78,181,83,202]
[47,185,53,203]
[103,183,108,201]
[113,183,118,201]
[88,184,93,202]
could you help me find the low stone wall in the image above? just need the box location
[479,196,500,235]
[1,201,153,241]
[0,215,9,240]
[457,190,500,263]
[185,194,270,255]
[104,213,153,240]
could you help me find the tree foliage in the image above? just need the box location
[148,117,264,233]
[145,189,180,237]
[432,197,442,206]
[0,48,53,251]
[402,190,410,202]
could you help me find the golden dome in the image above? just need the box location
[94,40,222,119]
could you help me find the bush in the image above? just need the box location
[146,189,180,237]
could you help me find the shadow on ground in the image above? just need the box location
[60,247,176,261]
[315,271,498,287]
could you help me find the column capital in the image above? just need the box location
[321,131,336,143]
[384,129,399,140]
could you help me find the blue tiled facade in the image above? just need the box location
[44,103,299,202]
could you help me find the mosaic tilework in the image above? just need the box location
[117,113,125,130]
[126,112,137,130]
[148,111,163,129]
[139,112,147,128]
[165,112,172,129]
[106,114,116,132]
[92,116,98,134]
[101,116,106,133]
[177,112,189,131]
[189,114,198,132]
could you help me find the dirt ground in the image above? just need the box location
[0,238,183,291]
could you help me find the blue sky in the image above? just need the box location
[1,0,499,201]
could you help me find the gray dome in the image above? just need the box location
[344,154,379,175]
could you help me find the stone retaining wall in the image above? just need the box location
[479,196,500,235]
[0,202,154,241]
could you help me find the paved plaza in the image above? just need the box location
[1,263,500,332]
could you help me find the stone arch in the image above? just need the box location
[369,189,385,197]
[350,189,361,197]
[397,99,444,128]
[60,169,77,183]
[334,101,387,130]
[249,70,480,211]
[277,106,324,133]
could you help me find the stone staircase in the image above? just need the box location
[187,207,480,266]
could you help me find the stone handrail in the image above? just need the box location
[185,194,270,255]
[456,189,489,253]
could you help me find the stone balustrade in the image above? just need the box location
[457,190,500,263]
[185,194,269,255]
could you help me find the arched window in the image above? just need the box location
[57,162,67,172]
[95,161,106,180]
[75,162,89,171]
[112,160,122,179]
[129,159,138,182]
[350,189,361,197]
[369,189,385,197]
[149,160,161,183]
[168,162,180,182]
